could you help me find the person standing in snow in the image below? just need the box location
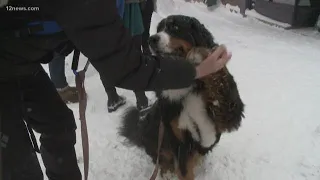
[0,0,232,180]
[48,53,79,103]
[140,0,154,55]
[101,0,149,112]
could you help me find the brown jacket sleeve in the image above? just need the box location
[31,0,196,91]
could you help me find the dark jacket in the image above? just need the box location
[0,0,196,91]
[123,3,144,36]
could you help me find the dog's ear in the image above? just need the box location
[190,18,217,48]
[156,18,166,33]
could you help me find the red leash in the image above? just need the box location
[149,110,165,180]
[73,49,90,180]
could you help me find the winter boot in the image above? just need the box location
[57,86,79,103]
[107,95,126,113]
[134,91,150,111]
[136,96,149,111]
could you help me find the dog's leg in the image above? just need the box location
[175,153,200,180]
[171,118,196,180]
[159,150,175,177]
[170,118,184,141]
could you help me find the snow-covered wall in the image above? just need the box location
[262,0,310,6]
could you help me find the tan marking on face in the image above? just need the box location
[186,47,211,64]
[168,37,193,57]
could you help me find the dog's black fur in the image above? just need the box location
[156,15,217,48]
[119,15,245,179]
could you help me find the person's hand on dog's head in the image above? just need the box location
[195,45,232,79]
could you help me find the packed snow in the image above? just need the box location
[38,0,320,179]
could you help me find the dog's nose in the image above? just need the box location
[148,35,160,46]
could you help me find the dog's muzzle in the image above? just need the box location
[148,35,160,49]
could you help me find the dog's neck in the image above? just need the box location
[161,87,192,101]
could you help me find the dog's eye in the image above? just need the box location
[177,47,185,55]
[173,25,179,31]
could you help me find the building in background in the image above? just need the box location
[221,0,320,29]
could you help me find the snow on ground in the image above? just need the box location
[39,0,320,179]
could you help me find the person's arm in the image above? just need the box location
[31,0,196,91]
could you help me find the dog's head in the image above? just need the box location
[149,15,218,63]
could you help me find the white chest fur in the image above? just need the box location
[177,94,217,148]
[161,87,192,101]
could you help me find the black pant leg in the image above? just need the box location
[20,69,81,180]
[48,52,68,89]
[132,35,148,104]
[1,79,43,180]
[141,0,154,55]
[99,75,120,101]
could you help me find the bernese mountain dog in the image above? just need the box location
[119,15,245,180]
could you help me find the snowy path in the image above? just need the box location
[39,1,320,179]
